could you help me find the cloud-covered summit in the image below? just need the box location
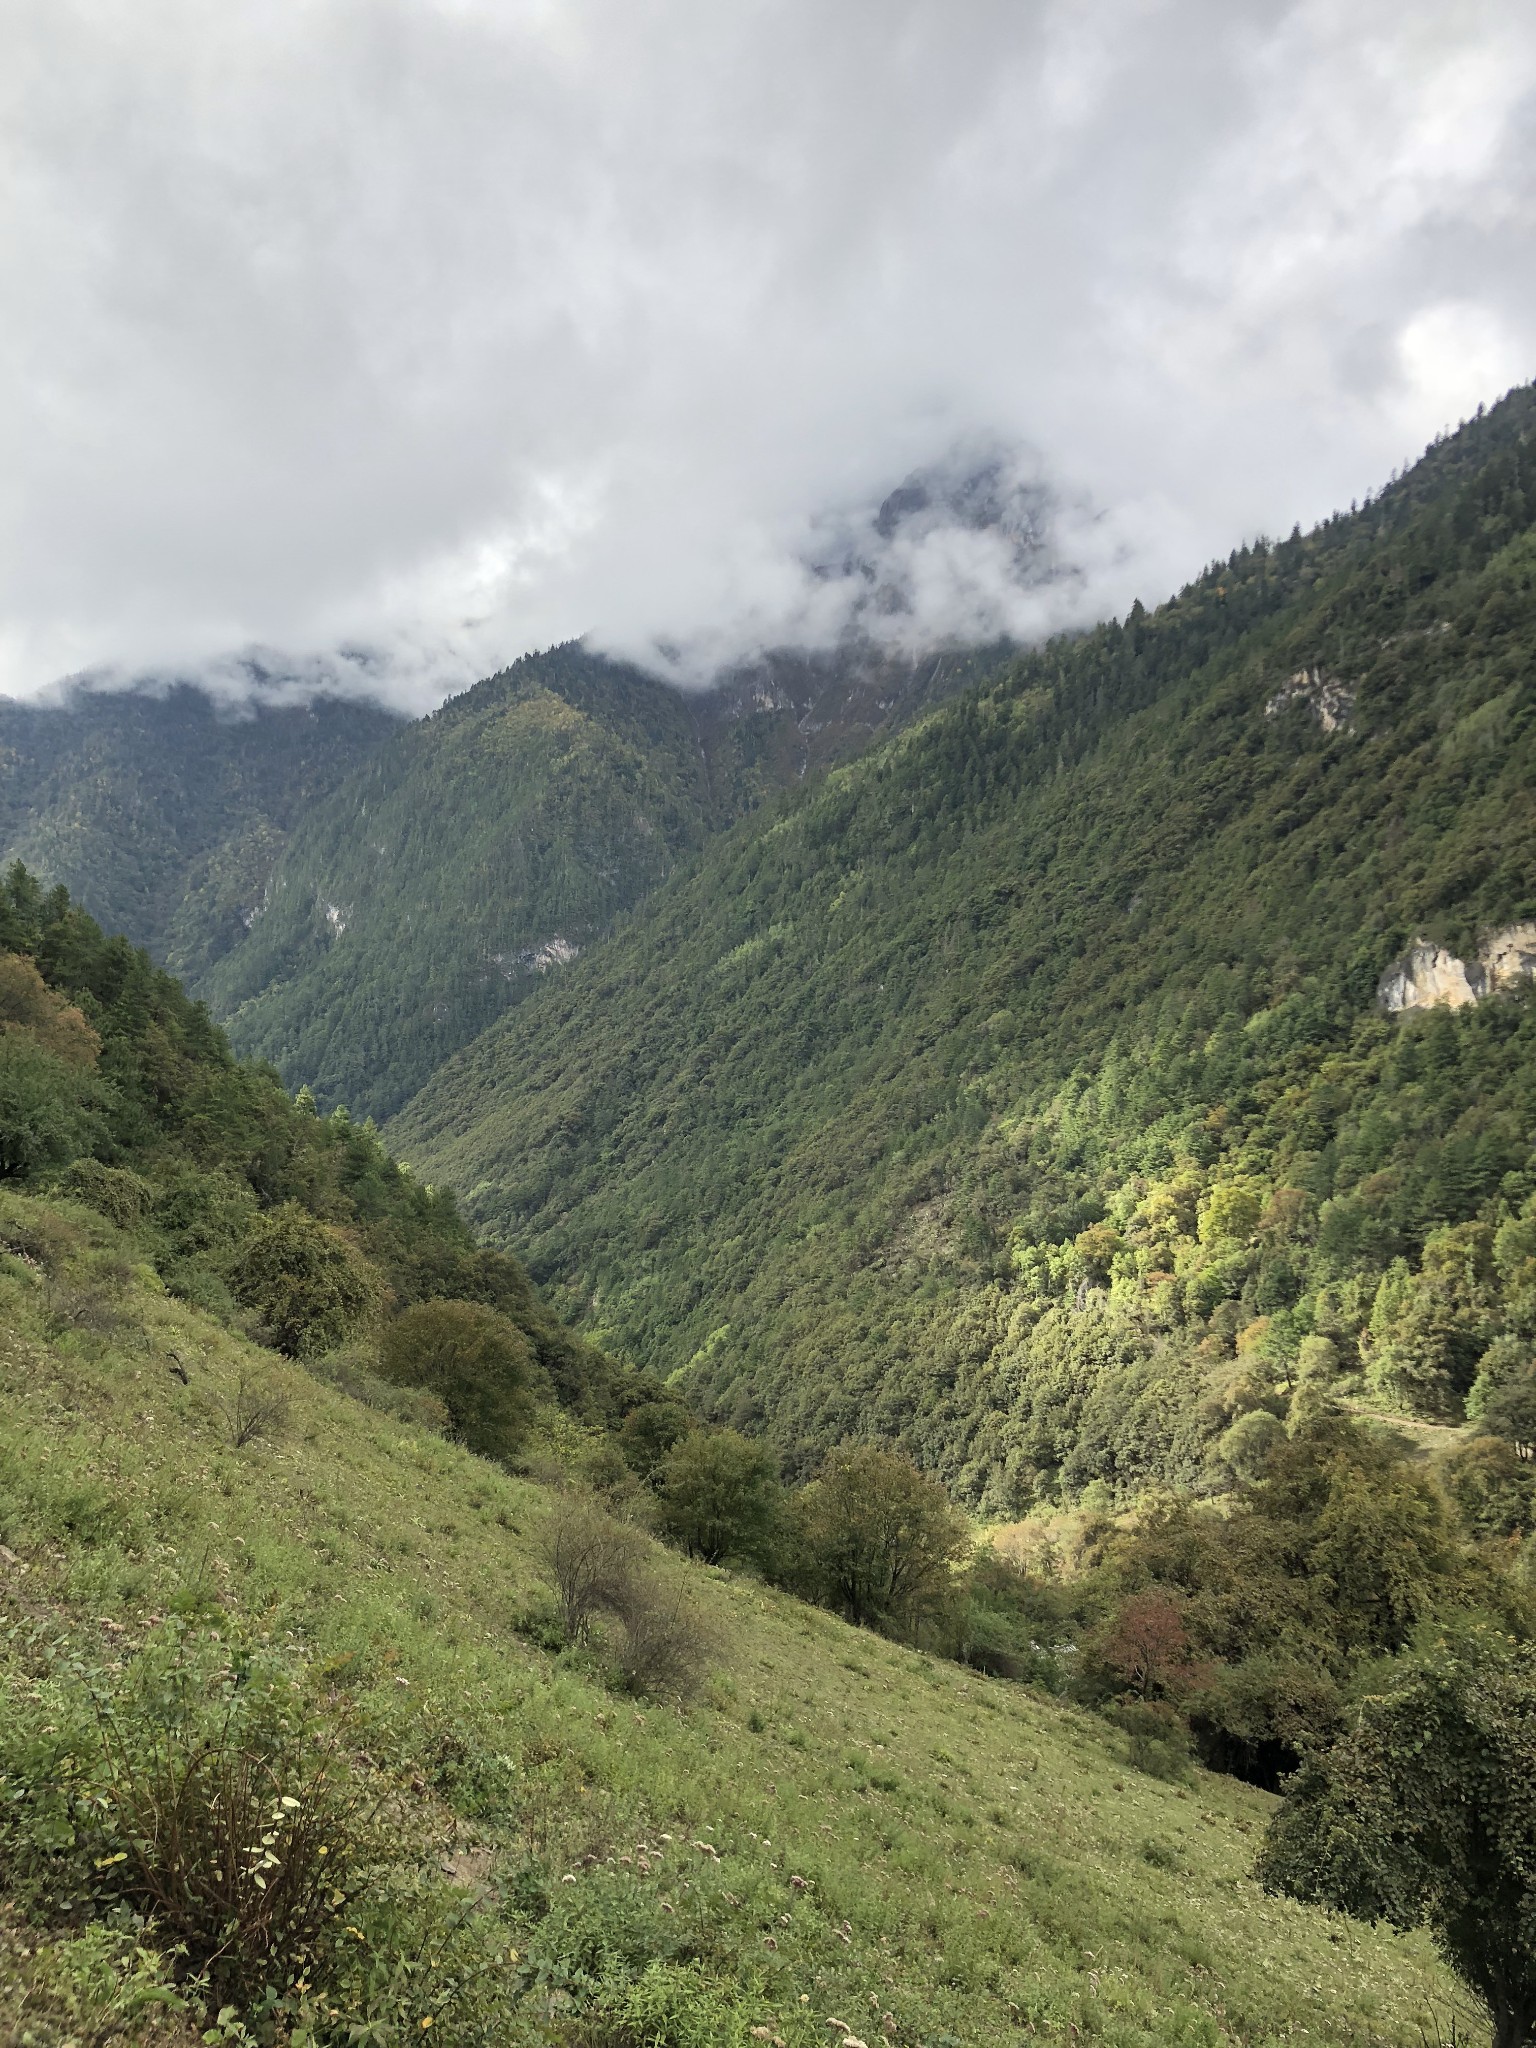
[2,0,1532,710]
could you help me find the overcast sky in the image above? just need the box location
[2,0,1533,707]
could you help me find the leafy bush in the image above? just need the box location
[378,1298,534,1463]
[224,1203,381,1358]
[653,1428,782,1566]
[1259,1629,1536,2048]
[0,1034,101,1180]
[792,1444,972,1642]
[309,1343,452,1433]
[0,1624,365,2013]
[55,1158,156,1230]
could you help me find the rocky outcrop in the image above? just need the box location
[1378,922,1536,1013]
[1264,666,1355,733]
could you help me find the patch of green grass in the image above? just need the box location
[0,1191,1470,2045]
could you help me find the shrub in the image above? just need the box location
[1259,1629,1536,2048]
[0,1034,101,1180]
[618,1399,696,1481]
[538,1493,718,1702]
[56,1158,155,1231]
[653,1428,782,1566]
[310,1343,452,1433]
[210,1364,292,1448]
[793,1443,972,1642]
[0,1625,365,2015]
[1110,1699,1192,1782]
[378,1298,533,1463]
[540,1491,650,1644]
[612,1580,716,1705]
[224,1203,381,1358]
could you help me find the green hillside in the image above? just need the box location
[197,648,726,1121]
[391,390,1536,1498]
[0,1192,1457,2046]
[200,642,1007,1122]
[0,683,400,978]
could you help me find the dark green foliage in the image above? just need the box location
[0,1035,101,1179]
[1258,1629,1536,2048]
[1483,1377,1536,1460]
[225,1203,380,1358]
[0,684,399,978]
[377,1299,534,1464]
[792,1444,972,1640]
[1048,1418,1509,1786]
[618,1398,696,1480]
[392,387,1536,1497]
[652,1428,782,1566]
[0,861,625,1419]
[195,641,1007,1120]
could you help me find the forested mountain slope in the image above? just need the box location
[203,639,1005,1120]
[0,683,399,978]
[392,389,1536,1501]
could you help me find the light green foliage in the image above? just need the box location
[378,1297,535,1463]
[391,390,1536,1493]
[1198,1181,1264,1249]
[1260,1629,1536,2048]
[0,1209,1460,2045]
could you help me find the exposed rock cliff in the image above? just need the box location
[1378,922,1536,1013]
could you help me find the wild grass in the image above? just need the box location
[0,1188,1473,2046]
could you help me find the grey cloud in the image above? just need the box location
[0,0,1532,708]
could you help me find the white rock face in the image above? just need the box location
[1378,922,1536,1013]
[1264,666,1355,733]
[1378,944,1482,1012]
[525,936,580,973]
[1481,921,1536,992]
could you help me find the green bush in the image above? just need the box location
[224,1202,381,1358]
[653,1428,782,1566]
[378,1298,533,1463]
[0,1034,100,1180]
[793,1444,972,1642]
[55,1158,156,1230]
[310,1343,452,1433]
[0,1624,364,2012]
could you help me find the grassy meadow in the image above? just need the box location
[0,1188,1465,2047]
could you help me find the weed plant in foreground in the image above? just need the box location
[0,1188,1473,2046]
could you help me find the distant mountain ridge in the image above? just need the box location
[0,682,402,977]
[196,635,1011,1118]
[389,389,1536,1498]
[0,630,1010,1119]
